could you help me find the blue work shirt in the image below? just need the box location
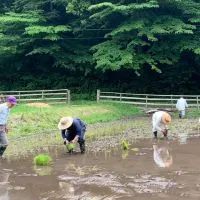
[0,103,10,125]
[61,118,86,140]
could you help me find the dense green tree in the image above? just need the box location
[0,0,200,95]
[88,0,200,74]
[0,0,93,71]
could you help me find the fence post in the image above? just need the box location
[145,95,148,110]
[97,90,100,102]
[18,92,21,103]
[42,90,44,100]
[67,90,70,104]
[120,93,122,102]
[197,96,199,110]
[171,95,173,109]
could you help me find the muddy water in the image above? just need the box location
[1,138,200,200]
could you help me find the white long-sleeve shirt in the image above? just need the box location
[0,103,10,125]
[152,111,167,132]
[176,98,188,111]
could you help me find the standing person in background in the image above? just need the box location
[176,96,188,119]
[0,96,17,159]
[58,116,86,153]
[152,111,172,140]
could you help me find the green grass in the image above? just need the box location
[186,108,200,118]
[8,101,142,139]
[170,108,200,119]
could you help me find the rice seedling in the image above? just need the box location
[33,154,52,166]
[121,139,129,150]
[66,143,76,153]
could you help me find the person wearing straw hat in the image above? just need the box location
[0,96,17,159]
[152,111,172,140]
[58,117,86,153]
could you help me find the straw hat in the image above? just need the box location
[58,117,73,130]
[162,112,171,124]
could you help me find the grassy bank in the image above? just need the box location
[8,101,142,139]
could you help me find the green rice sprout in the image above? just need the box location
[33,154,52,166]
[121,139,129,150]
[66,143,76,152]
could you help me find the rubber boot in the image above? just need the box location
[163,130,168,140]
[179,113,182,119]
[78,139,85,154]
[153,131,158,140]
[0,146,7,158]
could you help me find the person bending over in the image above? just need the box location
[58,116,86,153]
[152,111,171,140]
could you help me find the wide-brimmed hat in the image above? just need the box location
[7,96,17,105]
[58,116,73,130]
[162,112,171,124]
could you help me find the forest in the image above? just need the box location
[0,0,200,99]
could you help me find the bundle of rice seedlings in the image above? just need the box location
[33,154,52,166]
[66,143,76,152]
[121,139,129,150]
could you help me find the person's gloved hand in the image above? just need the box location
[162,129,168,137]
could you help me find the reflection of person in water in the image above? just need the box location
[0,172,10,200]
[153,145,173,168]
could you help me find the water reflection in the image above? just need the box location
[179,135,188,145]
[153,145,173,168]
[33,166,53,176]
[59,182,74,197]
[0,172,10,200]
[121,150,129,159]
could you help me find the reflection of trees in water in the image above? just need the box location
[153,145,173,168]
[0,172,10,200]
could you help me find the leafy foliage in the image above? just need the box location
[66,0,90,16]
[0,0,200,95]
[88,0,200,73]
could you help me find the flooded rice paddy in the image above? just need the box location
[1,137,200,200]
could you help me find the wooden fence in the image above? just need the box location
[97,90,200,110]
[0,89,70,104]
